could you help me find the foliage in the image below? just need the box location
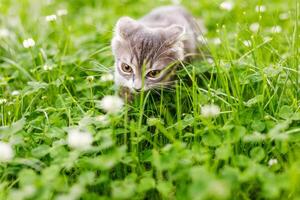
[0,0,299,199]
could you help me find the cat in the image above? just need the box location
[111,5,205,94]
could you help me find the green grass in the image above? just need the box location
[0,0,300,199]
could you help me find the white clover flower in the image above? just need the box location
[197,35,207,44]
[67,76,74,81]
[263,36,273,42]
[268,158,278,166]
[279,13,289,20]
[243,131,266,142]
[45,14,57,22]
[255,5,266,13]
[0,98,7,105]
[220,1,234,11]
[207,58,214,64]
[11,90,20,96]
[271,25,282,33]
[95,115,110,125]
[22,185,36,197]
[86,76,94,82]
[249,22,260,33]
[212,37,221,45]
[100,73,114,82]
[171,0,181,5]
[99,95,124,114]
[0,142,14,162]
[57,9,68,16]
[208,181,229,199]
[67,128,93,150]
[201,104,221,118]
[43,65,53,71]
[0,28,9,38]
[23,38,35,48]
[243,40,252,47]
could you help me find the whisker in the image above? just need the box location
[151,89,161,96]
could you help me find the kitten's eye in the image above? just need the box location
[146,70,161,79]
[121,63,133,73]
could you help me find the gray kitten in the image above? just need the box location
[111,6,203,93]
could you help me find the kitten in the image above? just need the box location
[111,6,204,93]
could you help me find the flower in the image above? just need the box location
[67,128,93,150]
[220,1,234,11]
[95,115,110,125]
[243,131,266,142]
[207,58,214,64]
[0,142,14,162]
[249,22,260,33]
[255,5,266,13]
[208,181,229,199]
[268,158,278,166]
[57,9,68,16]
[22,185,36,197]
[171,0,181,5]
[197,35,207,44]
[11,90,20,96]
[0,28,9,38]
[271,25,282,33]
[263,36,272,42]
[99,95,124,114]
[43,64,53,71]
[100,73,114,82]
[201,104,221,118]
[67,76,74,81]
[279,12,289,20]
[0,98,7,105]
[86,76,94,82]
[45,14,57,22]
[23,38,35,48]
[212,37,221,45]
[243,40,252,47]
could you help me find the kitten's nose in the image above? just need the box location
[133,79,142,92]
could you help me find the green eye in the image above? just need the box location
[147,70,161,79]
[121,63,133,73]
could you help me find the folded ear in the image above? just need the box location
[163,25,185,60]
[165,25,185,41]
[115,17,139,39]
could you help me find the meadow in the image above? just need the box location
[0,0,299,199]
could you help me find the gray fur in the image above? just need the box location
[111,6,202,92]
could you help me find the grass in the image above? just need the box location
[0,0,300,199]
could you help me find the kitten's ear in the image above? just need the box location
[115,17,139,39]
[164,25,185,61]
[165,25,185,41]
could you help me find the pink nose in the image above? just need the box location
[133,80,142,92]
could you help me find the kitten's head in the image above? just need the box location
[112,17,185,92]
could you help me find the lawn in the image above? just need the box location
[0,0,299,199]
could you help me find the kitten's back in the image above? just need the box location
[139,6,201,55]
